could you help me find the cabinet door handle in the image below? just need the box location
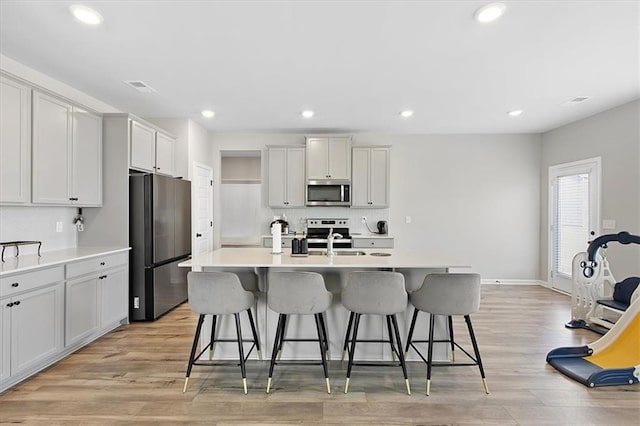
[11,282,19,287]
[100,262,106,266]
[196,233,202,238]
[99,275,107,280]
[7,302,13,307]
[13,300,20,306]
[69,197,78,201]
[157,167,161,170]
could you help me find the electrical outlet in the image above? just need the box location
[405,216,412,224]
[134,297,140,309]
[56,221,63,232]
[76,223,84,232]
[361,216,367,223]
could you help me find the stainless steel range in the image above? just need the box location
[306,218,353,249]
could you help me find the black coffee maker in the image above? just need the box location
[376,220,388,234]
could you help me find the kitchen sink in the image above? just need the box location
[308,250,367,256]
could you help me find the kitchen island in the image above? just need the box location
[179,248,470,362]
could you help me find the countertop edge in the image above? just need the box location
[0,247,131,277]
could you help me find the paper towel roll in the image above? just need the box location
[271,223,282,253]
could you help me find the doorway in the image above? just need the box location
[548,157,601,293]
[192,162,214,256]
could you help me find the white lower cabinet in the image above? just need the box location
[1,282,65,381]
[65,254,128,347]
[0,251,129,392]
[65,276,99,346]
[10,283,64,375]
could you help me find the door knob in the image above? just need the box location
[196,233,202,237]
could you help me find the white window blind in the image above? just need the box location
[554,173,590,276]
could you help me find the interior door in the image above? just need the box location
[193,162,213,255]
[549,158,600,293]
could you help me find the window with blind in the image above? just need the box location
[554,173,590,276]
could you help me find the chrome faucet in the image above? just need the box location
[327,227,343,256]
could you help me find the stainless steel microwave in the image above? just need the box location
[306,181,351,206]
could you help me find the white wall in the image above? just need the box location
[211,133,541,281]
[188,120,213,179]
[540,100,640,280]
[0,206,77,255]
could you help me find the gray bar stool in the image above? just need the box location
[266,271,332,394]
[405,273,489,395]
[184,271,261,394]
[342,271,411,395]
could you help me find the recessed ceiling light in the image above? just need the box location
[508,109,523,117]
[474,3,506,23]
[201,110,215,118]
[69,4,104,25]
[400,110,414,118]
[301,110,314,118]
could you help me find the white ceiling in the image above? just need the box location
[1,1,638,134]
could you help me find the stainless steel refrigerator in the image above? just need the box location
[129,173,191,320]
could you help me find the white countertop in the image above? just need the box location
[0,247,130,276]
[180,247,468,269]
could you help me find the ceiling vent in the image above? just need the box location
[124,80,157,93]
[562,96,590,106]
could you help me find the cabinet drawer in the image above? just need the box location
[0,266,64,297]
[66,252,129,279]
[352,238,394,249]
[262,237,293,248]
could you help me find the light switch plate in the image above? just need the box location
[602,219,616,230]
[405,216,412,224]
[56,221,63,232]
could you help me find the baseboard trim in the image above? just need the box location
[481,279,547,286]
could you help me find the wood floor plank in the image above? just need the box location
[1,284,638,424]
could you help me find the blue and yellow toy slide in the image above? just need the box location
[547,296,640,387]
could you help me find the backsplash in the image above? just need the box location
[0,206,78,256]
[266,207,390,235]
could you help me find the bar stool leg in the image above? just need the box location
[426,313,436,396]
[234,313,248,394]
[404,308,419,357]
[341,311,354,363]
[344,313,361,394]
[465,315,489,394]
[318,312,330,360]
[386,315,397,362]
[448,315,456,362]
[208,314,217,360]
[314,313,331,393]
[184,314,205,393]
[276,314,288,361]
[246,308,262,360]
[266,314,285,393]
[390,314,411,395]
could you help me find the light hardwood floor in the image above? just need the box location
[1,285,638,425]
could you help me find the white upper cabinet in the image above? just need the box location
[130,120,156,173]
[72,108,102,206]
[130,120,176,176]
[32,92,73,204]
[306,137,351,181]
[0,76,31,204]
[268,146,305,208]
[155,132,175,176]
[351,146,390,208]
[32,91,102,206]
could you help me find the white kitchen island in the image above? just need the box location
[179,248,470,362]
